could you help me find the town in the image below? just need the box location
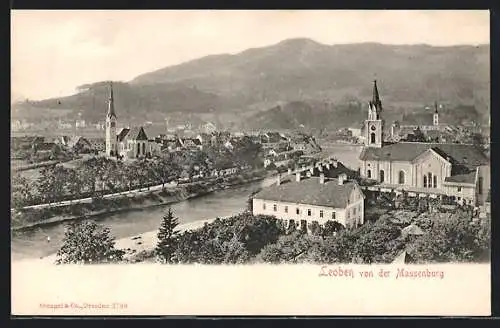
[11,77,491,266]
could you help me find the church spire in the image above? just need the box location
[371,79,382,111]
[434,101,438,114]
[107,82,116,119]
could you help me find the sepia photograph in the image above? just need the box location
[11,10,491,316]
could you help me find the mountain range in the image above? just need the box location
[12,38,490,130]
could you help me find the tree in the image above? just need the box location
[156,208,180,263]
[353,219,404,264]
[409,211,486,263]
[56,220,125,264]
[322,220,344,238]
[11,174,34,208]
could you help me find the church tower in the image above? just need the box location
[364,80,384,148]
[433,101,439,126]
[105,82,117,156]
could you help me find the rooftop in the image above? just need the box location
[359,142,489,168]
[253,175,360,209]
[444,171,476,184]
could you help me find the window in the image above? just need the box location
[319,210,324,218]
[367,169,371,178]
[370,133,376,143]
[284,206,288,213]
[273,204,277,212]
[380,170,385,183]
[263,203,266,210]
[347,210,350,219]
[478,177,483,195]
[457,187,462,193]
[142,143,146,155]
[332,212,336,220]
[428,173,432,188]
[110,121,115,128]
[398,170,405,184]
[433,175,437,188]
[296,208,300,215]
[423,175,427,188]
[353,207,357,215]
[307,209,312,216]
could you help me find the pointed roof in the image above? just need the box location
[434,101,439,114]
[116,126,149,142]
[128,127,148,141]
[107,82,117,119]
[370,79,383,111]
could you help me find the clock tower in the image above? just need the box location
[364,80,384,148]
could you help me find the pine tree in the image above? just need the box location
[156,207,180,263]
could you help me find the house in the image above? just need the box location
[348,126,363,138]
[66,136,92,153]
[261,132,287,144]
[183,138,203,150]
[53,136,71,146]
[252,172,365,231]
[88,138,106,152]
[359,80,490,206]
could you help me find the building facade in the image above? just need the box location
[252,170,365,230]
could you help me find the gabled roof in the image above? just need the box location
[117,126,149,141]
[253,176,361,209]
[117,128,130,142]
[67,136,90,148]
[359,142,489,167]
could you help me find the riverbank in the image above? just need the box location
[37,216,224,264]
[12,172,272,232]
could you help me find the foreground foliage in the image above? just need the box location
[56,220,125,264]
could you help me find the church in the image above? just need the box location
[105,83,161,159]
[358,80,490,206]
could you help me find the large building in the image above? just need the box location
[358,80,490,206]
[104,83,161,159]
[252,169,365,230]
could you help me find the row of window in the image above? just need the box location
[423,172,438,188]
[264,203,336,220]
[366,169,405,184]
[263,203,362,220]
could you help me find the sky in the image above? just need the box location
[11,10,490,101]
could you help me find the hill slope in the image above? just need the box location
[13,38,490,127]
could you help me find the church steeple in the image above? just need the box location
[370,79,383,112]
[433,101,439,126]
[105,81,118,157]
[365,79,384,148]
[107,82,117,119]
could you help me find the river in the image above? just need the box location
[11,144,363,261]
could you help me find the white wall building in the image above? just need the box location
[252,172,365,230]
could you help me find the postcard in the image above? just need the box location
[11,9,491,316]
